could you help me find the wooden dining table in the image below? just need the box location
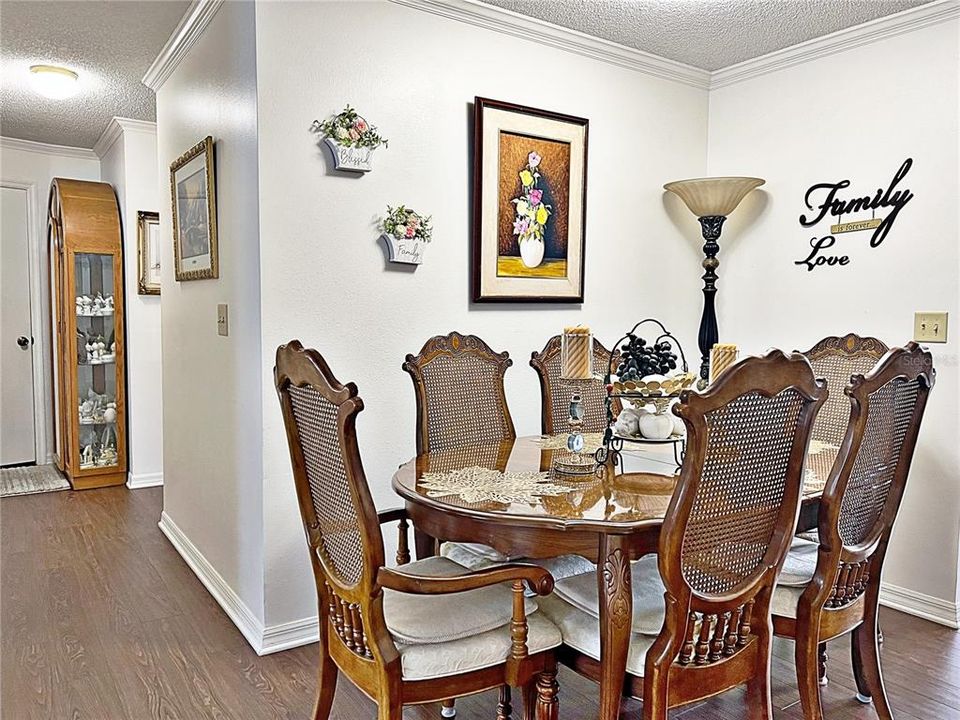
[392,435,830,720]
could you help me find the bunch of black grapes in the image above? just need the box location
[616,335,678,381]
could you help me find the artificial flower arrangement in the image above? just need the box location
[310,105,386,172]
[511,151,552,268]
[381,205,432,243]
[379,205,432,265]
[311,105,387,149]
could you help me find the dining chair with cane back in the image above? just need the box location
[798,333,890,682]
[772,343,935,720]
[537,350,828,719]
[801,334,889,478]
[530,334,620,435]
[403,331,516,456]
[276,341,563,720]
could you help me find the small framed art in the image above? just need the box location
[472,97,588,303]
[170,136,218,281]
[136,210,161,295]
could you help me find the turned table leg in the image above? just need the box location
[597,535,632,720]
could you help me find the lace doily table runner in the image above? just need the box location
[419,466,572,505]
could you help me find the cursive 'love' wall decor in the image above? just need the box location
[795,158,914,272]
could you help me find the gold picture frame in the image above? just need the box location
[136,210,161,295]
[170,136,218,281]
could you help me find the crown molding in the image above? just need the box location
[94,117,158,159]
[389,0,711,90]
[142,0,225,92]
[0,136,99,161]
[711,0,960,89]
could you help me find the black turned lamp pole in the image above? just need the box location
[663,177,765,385]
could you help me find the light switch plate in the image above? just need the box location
[913,311,948,343]
[217,304,229,337]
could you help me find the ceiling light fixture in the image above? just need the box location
[29,64,80,99]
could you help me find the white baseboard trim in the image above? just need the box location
[158,511,266,651]
[261,615,319,654]
[127,471,164,489]
[880,582,959,629]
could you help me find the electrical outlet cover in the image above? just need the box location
[913,311,948,343]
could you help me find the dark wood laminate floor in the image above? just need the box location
[2,486,958,719]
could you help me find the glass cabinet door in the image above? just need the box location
[74,253,119,470]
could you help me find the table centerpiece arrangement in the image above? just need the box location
[596,318,695,469]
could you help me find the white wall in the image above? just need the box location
[254,0,709,628]
[155,0,264,624]
[0,140,100,463]
[97,120,165,488]
[707,18,960,612]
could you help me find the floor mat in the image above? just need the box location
[0,464,70,497]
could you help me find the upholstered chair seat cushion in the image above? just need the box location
[381,556,561,681]
[547,555,667,635]
[772,538,821,618]
[396,612,562,681]
[778,537,819,587]
[441,541,517,566]
[442,542,596,582]
[537,593,656,676]
[383,556,538,644]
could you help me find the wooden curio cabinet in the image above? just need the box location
[49,179,127,489]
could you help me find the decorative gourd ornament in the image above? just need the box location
[638,412,673,440]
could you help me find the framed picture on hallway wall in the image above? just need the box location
[136,210,161,295]
[170,136,218,281]
[472,97,588,303]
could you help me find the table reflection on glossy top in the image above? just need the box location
[392,435,830,532]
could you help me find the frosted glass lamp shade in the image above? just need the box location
[663,176,765,217]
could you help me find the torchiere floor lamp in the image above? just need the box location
[664,176,765,385]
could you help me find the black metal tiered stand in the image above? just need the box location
[595,319,690,472]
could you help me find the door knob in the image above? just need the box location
[17,336,30,349]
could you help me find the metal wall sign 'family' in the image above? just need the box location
[795,158,914,271]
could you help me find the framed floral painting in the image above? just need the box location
[472,97,588,303]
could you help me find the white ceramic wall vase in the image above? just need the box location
[324,138,374,173]
[381,233,425,265]
[638,412,674,440]
[519,238,545,268]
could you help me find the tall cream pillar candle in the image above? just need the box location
[561,326,593,380]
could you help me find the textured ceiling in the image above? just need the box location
[478,0,933,70]
[0,0,189,148]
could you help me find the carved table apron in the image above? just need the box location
[392,436,823,720]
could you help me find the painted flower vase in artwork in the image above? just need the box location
[511,150,552,270]
[380,233,425,265]
[324,138,374,173]
[519,238,545,268]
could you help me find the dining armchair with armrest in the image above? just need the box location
[772,342,935,720]
[276,341,563,720]
[537,350,828,719]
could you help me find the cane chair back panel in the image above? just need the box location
[287,385,365,585]
[404,332,516,454]
[275,342,383,592]
[531,335,618,434]
[834,346,933,550]
[803,335,888,449]
[681,388,807,596]
[665,351,827,602]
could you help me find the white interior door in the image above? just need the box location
[1,186,37,465]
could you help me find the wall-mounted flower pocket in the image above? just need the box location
[379,205,431,265]
[311,105,387,173]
